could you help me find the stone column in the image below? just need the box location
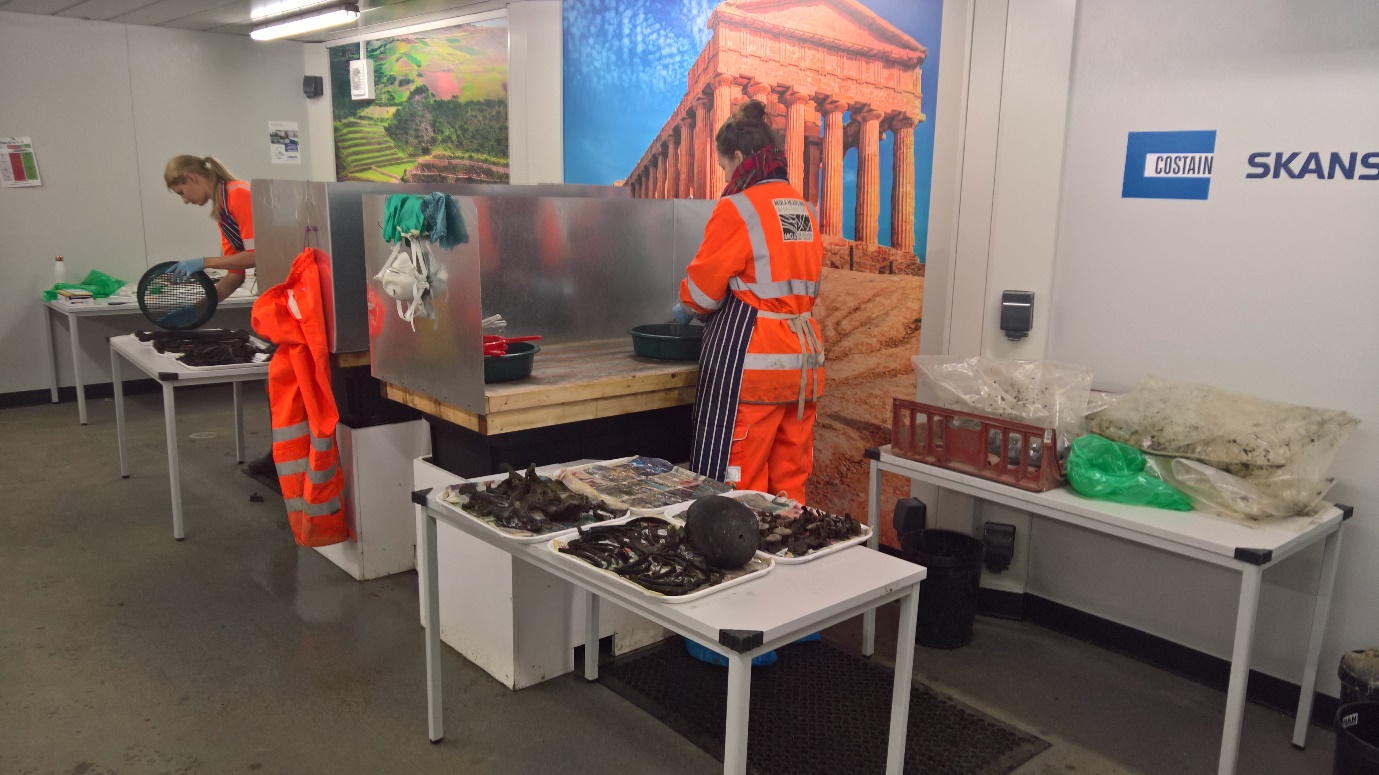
[692,95,712,198]
[649,156,661,199]
[782,91,810,191]
[817,99,847,236]
[666,133,680,200]
[805,138,822,205]
[678,116,694,198]
[890,116,917,252]
[708,75,736,196]
[854,108,883,244]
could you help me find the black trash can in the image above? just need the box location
[901,529,984,649]
[1335,702,1379,775]
[1340,649,1379,707]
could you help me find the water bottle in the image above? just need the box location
[54,255,66,284]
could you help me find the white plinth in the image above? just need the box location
[313,420,431,581]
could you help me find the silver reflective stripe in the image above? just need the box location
[307,462,339,485]
[757,310,812,321]
[276,458,308,477]
[727,193,772,284]
[272,421,309,443]
[311,434,334,451]
[284,497,342,517]
[686,277,721,311]
[742,353,826,370]
[728,277,820,299]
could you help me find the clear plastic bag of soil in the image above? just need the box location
[913,356,1094,444]
[1090,376,1358,520]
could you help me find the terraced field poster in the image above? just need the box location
[329,19,509,183]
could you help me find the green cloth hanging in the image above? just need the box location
[383,194,428,243]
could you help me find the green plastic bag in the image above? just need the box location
[43,270,127,302]
[1066,434,1194,511]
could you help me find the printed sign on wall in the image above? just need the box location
[1122,130,1217,200]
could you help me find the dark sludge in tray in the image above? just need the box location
[450,464,626,534]
[756,507,864,557]
[559,518,728,596]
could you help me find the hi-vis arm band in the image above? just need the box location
[687,277,722,311]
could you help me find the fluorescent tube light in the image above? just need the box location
[251,3,359,41]
[252,0,338,21]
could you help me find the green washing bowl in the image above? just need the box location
[629,324,703,361]
[484,341,540,383]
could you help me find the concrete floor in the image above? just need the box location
[0,388,1338,775]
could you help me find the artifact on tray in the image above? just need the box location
[558,516,768,596]
[439,464,627,535]
[558,456,732,511]
[913,355,1095,450]
[1090,376,1359,521]
[134,329,269,367]
[682,496,760,568]
[724,493,866,558]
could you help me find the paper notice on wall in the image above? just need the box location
[268,121,301,165]
[1,137,41,187]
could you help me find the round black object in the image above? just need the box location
[1336,702,1379,775]
[137,261,218,330]
[684,496,760,569]
[629,324,703,361]
[901,529,984,649]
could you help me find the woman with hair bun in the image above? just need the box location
[675,99,826,505]
[163,155,256,305]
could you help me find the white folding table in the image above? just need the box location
[861,444,1350,775]
[413,479,928,775]
[109,334,269,540]
[43,295,257,425]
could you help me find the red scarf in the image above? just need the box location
[721,145,789,197]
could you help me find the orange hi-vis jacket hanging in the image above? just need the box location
[679,180,826,413]
[251,247,348,547]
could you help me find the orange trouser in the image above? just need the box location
[726,402,817,504]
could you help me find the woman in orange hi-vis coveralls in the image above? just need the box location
[251,247,349,547]
[163,155,256,302]
[677,100,825,504]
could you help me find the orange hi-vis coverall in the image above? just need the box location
[680,179,825,503]
[251,247,348,547]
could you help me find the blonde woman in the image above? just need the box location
[163,155,255,309]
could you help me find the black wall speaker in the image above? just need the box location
[303,75,324,99]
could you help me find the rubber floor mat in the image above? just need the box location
[598,639,1049,775]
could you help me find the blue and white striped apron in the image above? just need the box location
[690,293,758,482]
[218,181,246,252]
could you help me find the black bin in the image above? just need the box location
[1336,702,1379,775]
[901,529,984,649]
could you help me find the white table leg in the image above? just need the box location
[163,384,184,540]
[70,315,86,425]
[1218,564,1263,775]
[583,592,601,681]
[886,584,920,775]
[862,458,882,656]
[233,381,245,463]
[723,652,752,775]
[421,506,444,743]
[1292,526,1344,748]
[112,348,129,478]
[43,306,59,403]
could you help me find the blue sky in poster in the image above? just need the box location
[562,0,943,260]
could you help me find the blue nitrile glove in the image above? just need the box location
[165,258,205,281]
[157,305,200,329]
[671,303,693,325]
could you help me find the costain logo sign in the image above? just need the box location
[1122,130,1217,200]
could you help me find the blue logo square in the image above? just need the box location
[1122,131,1217,200]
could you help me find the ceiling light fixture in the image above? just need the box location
[251,2,360,41]
[252,0,338,21]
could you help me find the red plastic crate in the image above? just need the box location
[891,398,1065,492]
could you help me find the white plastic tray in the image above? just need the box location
[546,516,774,604]
[664,490,873,564]
[435,481,632,544]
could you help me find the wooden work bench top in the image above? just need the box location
[382,338,699,435]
